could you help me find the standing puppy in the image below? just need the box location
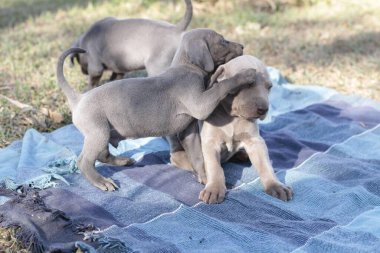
[71,0,193,88]
[172,55,293,204]
[57,29,254,192]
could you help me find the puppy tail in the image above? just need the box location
[176,0,192,31]
[57,47,86,110]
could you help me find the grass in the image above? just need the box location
[0,0,380,148]
[0,227,30,253]
[0,0,379,251]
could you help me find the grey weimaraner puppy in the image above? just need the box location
[70,0,193,88]
[171,55,293,204]
[57,28,255,191]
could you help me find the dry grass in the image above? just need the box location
[0,0,379,250]
[194,0,380,98]
[0,227,30,253]
[0,0,379,148]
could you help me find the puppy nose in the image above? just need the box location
[257,107,268,115]
[238,43,244,50]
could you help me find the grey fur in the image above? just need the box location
[171,55,294,204]
[57,29,254,191]
[70,0,193,89]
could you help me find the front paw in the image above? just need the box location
[88,174,119,192]
[199,182,226,204]
[264,181,293,201]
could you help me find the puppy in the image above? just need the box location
[70,0,193,88]
[57,29,255,191]
[171,55,293,204]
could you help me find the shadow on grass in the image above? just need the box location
[320,31,380,57]
[0,0,105,29]
[300,31,380,67]
[254,27,380,69]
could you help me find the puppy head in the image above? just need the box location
[209,55,272,120]
[181,29,244,73]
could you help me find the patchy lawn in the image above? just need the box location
[0,0,379,250]
[1,0,379,148]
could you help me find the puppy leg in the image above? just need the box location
[170,150,193,171]
[109,72,124,81]
[78,135,118,191]
[178,120,207,184]
[199,142,226,204]
[78,54,89,75]
[87,59,104,89]
[98,129,134,166]
[98,149,135,166]
[167,135,193,170]
[88,74,102,90]
[243,137,293,201]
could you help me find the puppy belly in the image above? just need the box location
[106,57,145,73]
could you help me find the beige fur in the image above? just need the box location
[172,55,293,204]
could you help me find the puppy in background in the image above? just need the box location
[172,55,293,204]
[70,0,193,89]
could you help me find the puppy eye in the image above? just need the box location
[220,39,229,46]
[268,84,273,90]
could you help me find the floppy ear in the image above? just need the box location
[187,39,214,73]
[207,65,226,89]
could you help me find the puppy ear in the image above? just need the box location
[208,65,226,89]
[187,40,214,73]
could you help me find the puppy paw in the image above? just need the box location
[92,176,119,192]
[199,182,226,204]
[264,181,293,201]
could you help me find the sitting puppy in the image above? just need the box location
[70,0,193,88]
[57,29,255,191]
[171,55,293,204]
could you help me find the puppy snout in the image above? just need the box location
[229,41,244,53]
[257,107,268,116]
[236,43,244,54]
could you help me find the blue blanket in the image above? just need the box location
[1,68,380,253]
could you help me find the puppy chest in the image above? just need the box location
[220,140,243,161]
